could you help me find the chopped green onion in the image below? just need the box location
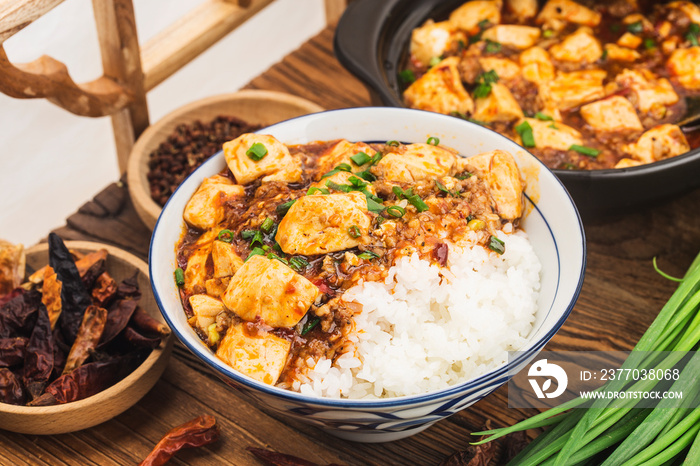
[301,316,320,335]
[468,118,488,126]
[428,56,441,67]
[357,251,380,260]
[601,49,608,61]
[348,176,367,188]
[273,242,283,253]
[276,199,296,216]
[456,173,473,180]
[542,29,554,38]
[515,120,536,148]
[399,69,416,85]
[435,180,460,197]
[643,38,656,50]
[687,24,700,46]
[474,82,492,98]
[484,39,501,53]
[480,69,499,84]
[627,21,643,34]
[306,186,330,195]
[477,19,490,30]
[325,180,352,193]
[245,142,268,161]
[321,163,352,178]
[569,144,600,157]
[562,162,577,170]
[535,112,554,121]
[386,205,406,218]
[262,245,271,252]
[370,153,383,165]
[348,225,362,238]
[548,123,558,130]
[260,218,274,233]
[217,229,234,243]
[245,247,266,261]
[266,252,288,265]
[355,170,377,182]
[241,229,256,240]
[469,32,483,44]
[407,194,429,212]
[426,136,440,146]
[249,230,264,247]
[386,140,400,147]
[392,186,405,199]
[174,268,185,287]
[366,196,385,213]
[488,235,505,255]
[289,256,309,272]
[350,151,372,166]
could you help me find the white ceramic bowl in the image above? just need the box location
[150,107,586,442]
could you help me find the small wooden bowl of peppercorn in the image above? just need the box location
[0,238,173,435]
[127,90,324,230]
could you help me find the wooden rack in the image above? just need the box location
[0,0,347,172]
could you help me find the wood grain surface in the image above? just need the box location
[3,24,700,465]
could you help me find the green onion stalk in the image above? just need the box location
[473,250,700,465]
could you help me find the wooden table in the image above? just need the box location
[3,25,700,465]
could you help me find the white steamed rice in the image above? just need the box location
[294,230,541,399]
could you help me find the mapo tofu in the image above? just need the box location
[402,0,700,170]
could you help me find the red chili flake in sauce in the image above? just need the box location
[433,243,449,267]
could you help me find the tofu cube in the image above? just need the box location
[184,229,218,293]
[481,25,541,49]
[275,192,371,255]
[580,96,643,132]
[478,57,522,81]
[523,118,583,151]
[410,20,466,67]
[212,240,244,278]
[403,57,474,116]
[538,69,606,111]
[667,48,700,91]
[183,175,244,231]
[472,83,525,123]
[222,255,319,327]
[505,0,538,21]
[603,44,640,62]
[617,32,642,49]
[189,294,226,333]
[374,143,457,182]
[520,46,556,84]
[615,69,679,115]
[668,1,700,23]
[536,0,601,31]
[311,170,377,195]
[223,134,301,185]
[623,124,690,164]
[549,27,602,64]
[449,0,501,32]
[464,150,523,220]
[614,158,642,169]
[216,322,291,385]
[316,140,377,175]
[205,277,231,299]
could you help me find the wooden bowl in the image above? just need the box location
[0,241,173,435]
[127,90,325,230]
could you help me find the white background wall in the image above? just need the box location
[0,0,325,246]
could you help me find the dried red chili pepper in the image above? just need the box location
[41,266,62,330]
[99,298,139,347]
[131,307,171,338]
[139,415,220,466]
[92,272,117,306]
[48,233,92,342]
[432,242,449,267]
[22,304,54,399]
[0,337,28,367]
[122,327,162,350]
[0,367,25,405]
[34,354,137,405]
[0,288,23,307]
[75,250,107,281]
[80,258,106,292]
[0,289,40,338]
[62,305,107,375]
